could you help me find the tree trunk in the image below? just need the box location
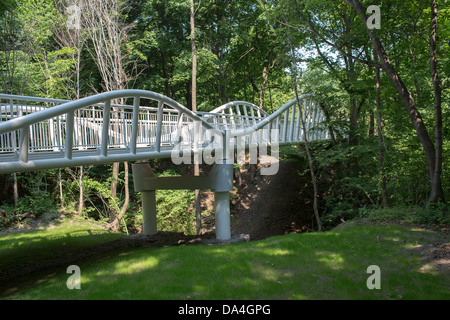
[107,162,130,231]
[259,50,280,110]
[161,50,172,98]
[290,42,321,232]
[13,172,18,208]
[78,166,84,213]
[368,107,374,136]
[428,0,444,202]
[59,169,63,208]
[319,103,337,145]
[190,0,202,235]
[109,161,120,220]
[349,97,358,146]
[373,49,389,207]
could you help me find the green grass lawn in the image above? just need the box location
[1,218,448,300]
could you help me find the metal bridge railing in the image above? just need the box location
[0,93,195,153]
[0,90,329,173]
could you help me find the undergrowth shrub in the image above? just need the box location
[155,169,196,235]
[357,204,449,226]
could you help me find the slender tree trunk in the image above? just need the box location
[109,162,120,221]
[191,0,202,235]
[110,163,119,199]
[368,107,375,136]
[78,166,83,213]
[319,103,337,145]
[349,97,358,146]
[13,172,18,208]
[259,65,270,110]
[259,50,280,110]
[290,42,321,232]
[373,50,389,207]
[161,50,172,98]
[59,169,63,208]
[429,0,444,202]
[107,162,130,231]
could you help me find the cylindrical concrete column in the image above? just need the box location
[142,190,157,235]
[214,191,231,240]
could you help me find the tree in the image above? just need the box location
[289,41,322,232]
[0,5,22,208]
[373,49,389,207]
[80,0,134,225]
[0,0,17,16]
[53,0,89,213]
[190,0,202,235]
[342,0,445,202]
[263,0,447,204]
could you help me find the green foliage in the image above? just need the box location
[0,0,17,15]
[155,169,196,235]
[15,189,55,217]
[358,204,450,227]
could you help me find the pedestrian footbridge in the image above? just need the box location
[0,89,329,240]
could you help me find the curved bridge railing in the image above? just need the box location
[0,89,328,173]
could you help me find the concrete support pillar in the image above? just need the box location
[141,190,157,235]
[214,191,231,240]
[132,162,158,236]
[212,162,233,240]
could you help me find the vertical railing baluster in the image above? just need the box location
[283,109,288,143]
[243,105,250,128]
[19,126,29,163]
[65,110,74,159]
[307,99,313,140]
[9,99,15,152]
[56,114,62,151]
[155,100,163,152]
[101,100,111,157]
[236,105,242,129]
[176,112,184,146]
[130,97,140,154]
[311,101,318,140]
[289,105,295,142]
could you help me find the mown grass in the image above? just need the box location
[1,218,448,300]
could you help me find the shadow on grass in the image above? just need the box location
[0,220,126,297]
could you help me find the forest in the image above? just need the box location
[0,0,449,234]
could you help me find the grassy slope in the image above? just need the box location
[1,219,448,300]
